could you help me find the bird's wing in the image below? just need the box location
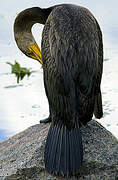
[93,20,103,119]
[49,6,102,94]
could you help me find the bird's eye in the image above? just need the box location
[27,52,33,56]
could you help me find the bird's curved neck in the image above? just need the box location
[14,7,53,33]
[14,6,58,63]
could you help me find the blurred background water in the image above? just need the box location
[0,0,118,141]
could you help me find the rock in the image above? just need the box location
[0,120,118,180]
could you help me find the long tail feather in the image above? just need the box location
[44,121,83,176]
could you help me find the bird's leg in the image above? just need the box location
[40,105,54,124]
[40,115,52,123]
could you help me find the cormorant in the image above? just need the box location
[14,4,103,176]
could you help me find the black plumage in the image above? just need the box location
[14,4,103,176]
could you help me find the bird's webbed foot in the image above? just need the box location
[40,116,52,123]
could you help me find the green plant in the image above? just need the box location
[7,61,36,83]
[104,58,109,61]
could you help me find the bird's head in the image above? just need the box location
[14,30,42,64]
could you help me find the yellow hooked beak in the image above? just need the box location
[28,43,43,64]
